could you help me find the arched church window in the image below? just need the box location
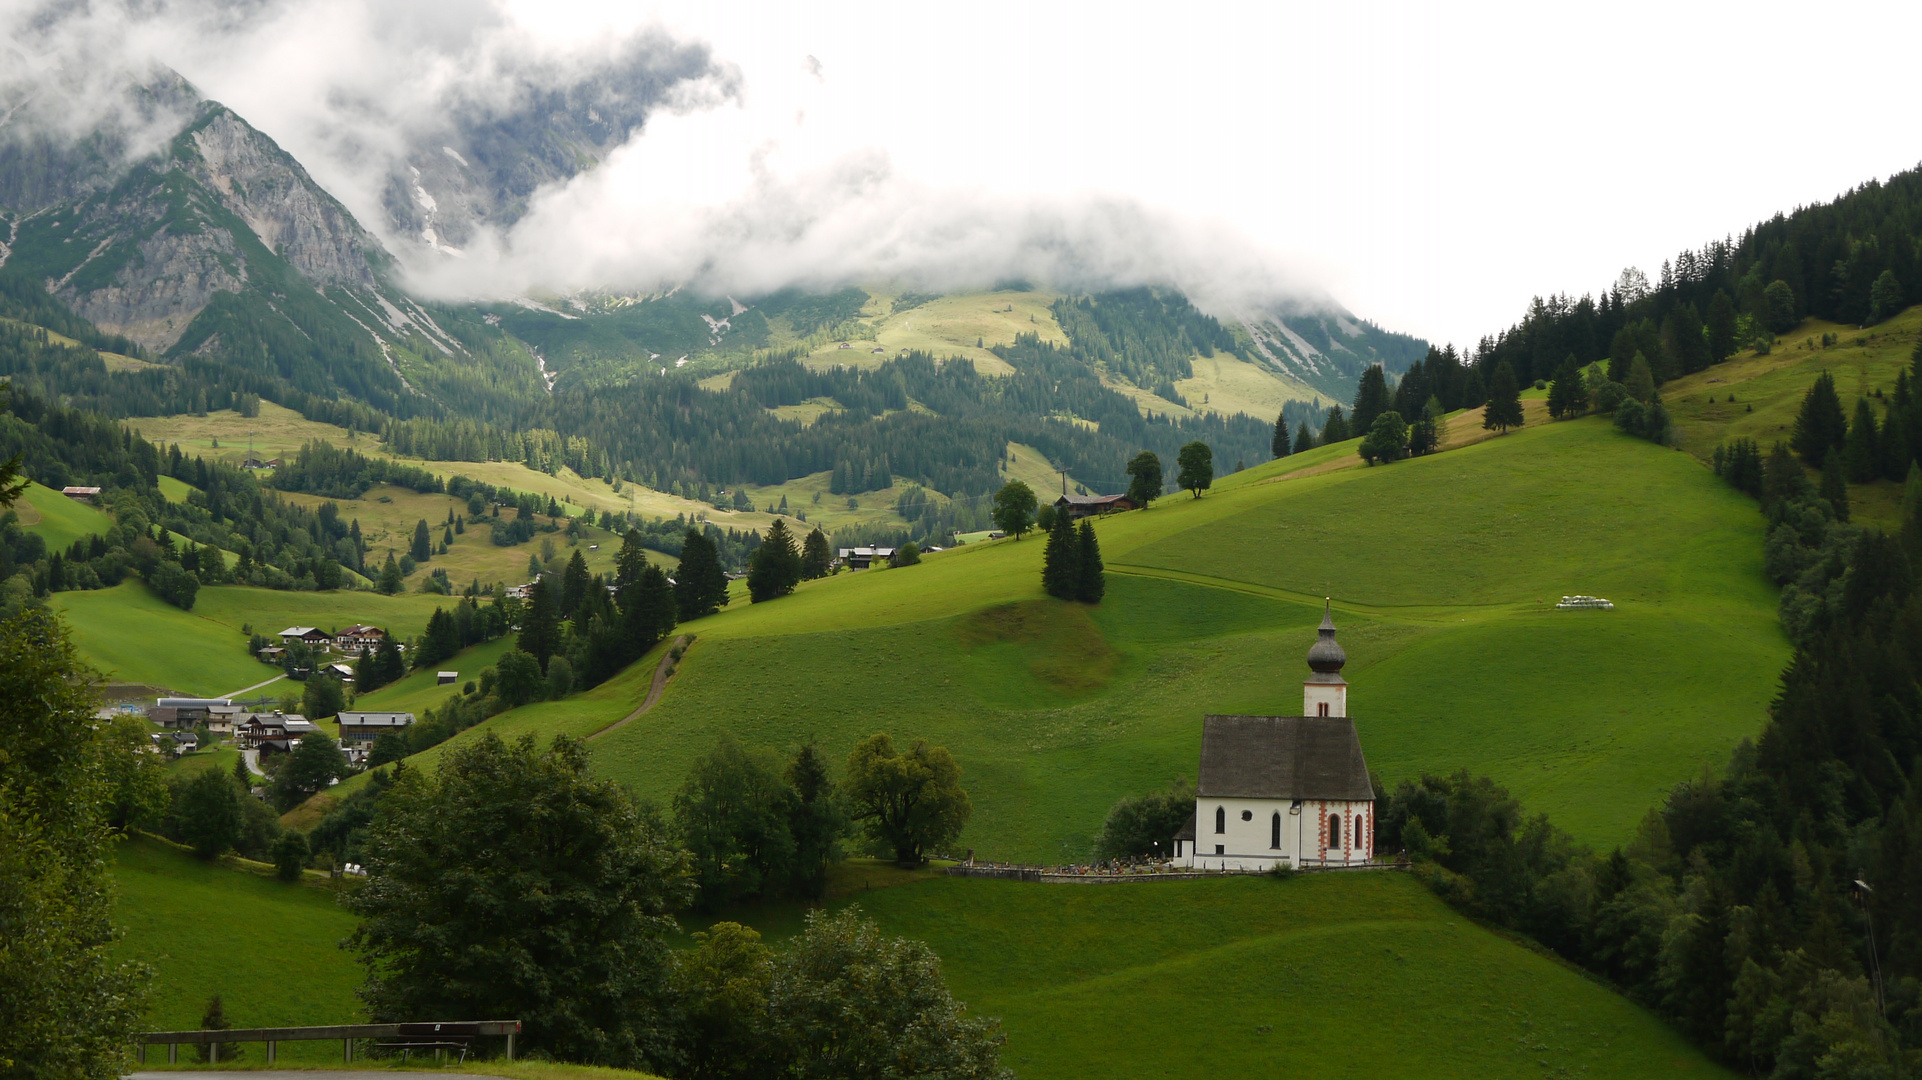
[1271,812,1281,849]
[1318,702,1329,717]
[1214,806,1225,834]
[1329,814,1342,847]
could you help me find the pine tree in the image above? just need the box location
[415,608,461,670]
[1882,405,1912,483]
[1625,353,1657,403]
[561,549,593,623]
[675,529,730,619]
[1352,365,1391,435]
[1320,405,1350,444]
[1546,355,1585,419]
[747,519,803,603]
[1820,452,1851,522]
[1705,290,1739,362]
[1040,511,1079,600]
[1482,363,1525,433]
[1791,372,1850,468]
[233,751,253,792]
[800,527,832,580]
[1075,521,1105,604]
[517,577,562,672]
[411,519,431,563]
[1844,398,1881,483]
[1271,411,1291,459]
[1293,424,1315,455]
[377,552,403,595]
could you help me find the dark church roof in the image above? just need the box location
[1196,715,1373,802]
[1173,808,1196,841]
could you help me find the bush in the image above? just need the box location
[545,655,574,700]
[148,561,200,610]
[272,830,309,881]
[1093,779,1195,860]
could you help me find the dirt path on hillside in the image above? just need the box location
[587,634,691,741]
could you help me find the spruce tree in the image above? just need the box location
[800,528,832,580]
[1040,512,1079,600]
[675,529,730,619]
[1482,363,1525,433]
[561,549,593,623]
[1075,521,1105,604]
[1352,365,1390,435]
[1625,354,1657,403]
[411,519,432,563]
[233,751,253,791]
[1546,355,1585,419]
[1820,452,1851,522]
[1320,405,1350,444]
[517,578,562,672]
[1705,290,1738,362]
[1844,398,1881,483]
[747,519,803,603]
[377,552,403,595]
[1292,424,1315,455]
[1882,407,1911,483]
[1791,372,1849,468]
[1271,412,1291,459]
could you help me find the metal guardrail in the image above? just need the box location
[135,1020,520,1063]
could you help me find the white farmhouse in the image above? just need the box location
[1172,602,1376,871]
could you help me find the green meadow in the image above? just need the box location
[110,836,1729,1079]
[111,837,362,1063]
[52,581,455,695]
[14,481,113,550]
[371,415,1785,858]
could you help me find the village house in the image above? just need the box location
[837,546,896,570]
[437,671,459,685]
[323,661,357,682]
[238,712,319,754]
[334,624,387,653]
[1054,492,1136,520]
[148,697,233,729]
[336,711,416,747]
[277,626,332,648]
[61,486,102,503]
[1172,603,1376,871]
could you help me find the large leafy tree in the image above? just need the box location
[272,731,349,812]
[0,609,150,1076]
[345,734,691,1066]
[844,735,972,866]
[1175,441,1213,498]
[1357,410,1409,465]
[1482,363,1525,434]
[674,736,798,908]
[675,528,731,619]
[173,766,243,858]
[1125,450,1163,508]
[1093,778,1196,861]
[747,519,803,603]
[990,480,1037,540]
[1763,279,1799,334]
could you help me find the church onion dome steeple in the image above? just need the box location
[1307,599,1346,674]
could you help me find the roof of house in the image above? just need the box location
[278,626,323,637]
[1055,492,1130,507]
[337,711,416,727]
[1195,715,1373,802]
[339,624,385,637]
[62,486,102,495]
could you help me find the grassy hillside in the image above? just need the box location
[109,836,1728,1078]
[372,414,1782,857]
[14,482,113,550]
[112,837,362,1062]
[52,581,454,696]
[748,872,1730,1080]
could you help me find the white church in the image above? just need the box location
[1171,602,1376,870]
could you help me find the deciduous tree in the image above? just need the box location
[1125,450,1163,508]
[844,735,972,866]
[1358,410,1410,465]
[990,480,1037,540]
[1175,441,1213,497]
[345,733,691,1066]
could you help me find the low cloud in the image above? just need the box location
[0,0,1330,317]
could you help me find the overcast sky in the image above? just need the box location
[14,0,1922,347]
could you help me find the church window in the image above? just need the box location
[1271,812,1281,848]
[1240,809,1252,821]
[1317,702,1329,716]
[1329,814,1342,847]
[1215,844,1224,855]
[1214,806,1225,834]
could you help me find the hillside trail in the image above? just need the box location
[219,673,286,699]
[588,634,691,741]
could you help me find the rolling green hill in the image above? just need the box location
[362,414,1784,858]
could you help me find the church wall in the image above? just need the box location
[1185,796,1376,870]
